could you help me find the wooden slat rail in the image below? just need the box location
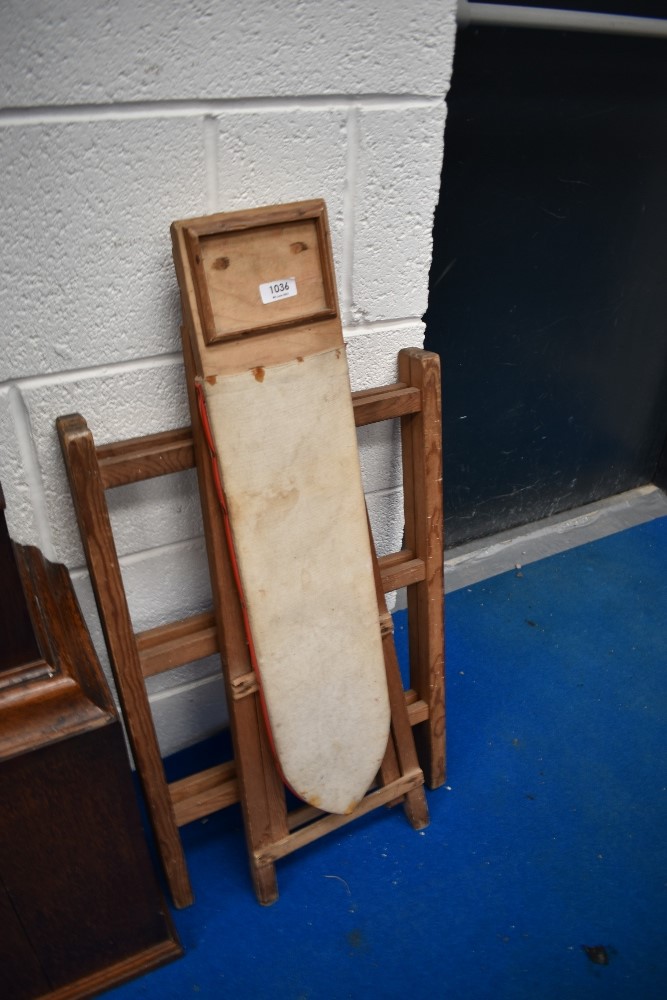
[399,349,446,788]
[57,351,444,910]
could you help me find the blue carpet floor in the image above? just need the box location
[108,517,667,999]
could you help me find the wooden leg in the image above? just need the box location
[367,509,429,829]
[57,416,194,909]
[384,627,430,830]
[181,330,290,904]
[398,348,446,789]
[252,861,279,906]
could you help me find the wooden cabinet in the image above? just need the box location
[0,485,181,999]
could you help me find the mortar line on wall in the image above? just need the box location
[203,115,219,213]
[341,105,359,325]
[114,534,206,569]
[3,318,424,392]
[0,94,444,127]
[7,385,56,560]
[365,483,403,502]
[68,534,207,582]
[343,316,423,337]
[148,671,222,705]
[0,351,184,393]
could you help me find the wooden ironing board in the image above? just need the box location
[57,201,444,906]
[171,199,429,896]
[173,201,393,815]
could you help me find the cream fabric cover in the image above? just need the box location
[203,346,390,814]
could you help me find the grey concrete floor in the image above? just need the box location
[444,483,667,593]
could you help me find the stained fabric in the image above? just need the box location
[203,346,390,814]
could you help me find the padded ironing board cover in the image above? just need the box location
[202,345,390,814]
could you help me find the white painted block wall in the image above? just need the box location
[0,0,456,757]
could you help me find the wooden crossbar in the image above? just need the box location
[57,349,444,909]
[94,384,421,489]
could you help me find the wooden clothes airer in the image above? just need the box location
[170,199,430,900]
[57,200,444,908]
[57,345,444,909]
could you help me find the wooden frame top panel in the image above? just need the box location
[176,200,338,346]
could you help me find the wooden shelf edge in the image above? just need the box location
[39,937,183,1000]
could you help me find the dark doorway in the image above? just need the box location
[425,22,667,548]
